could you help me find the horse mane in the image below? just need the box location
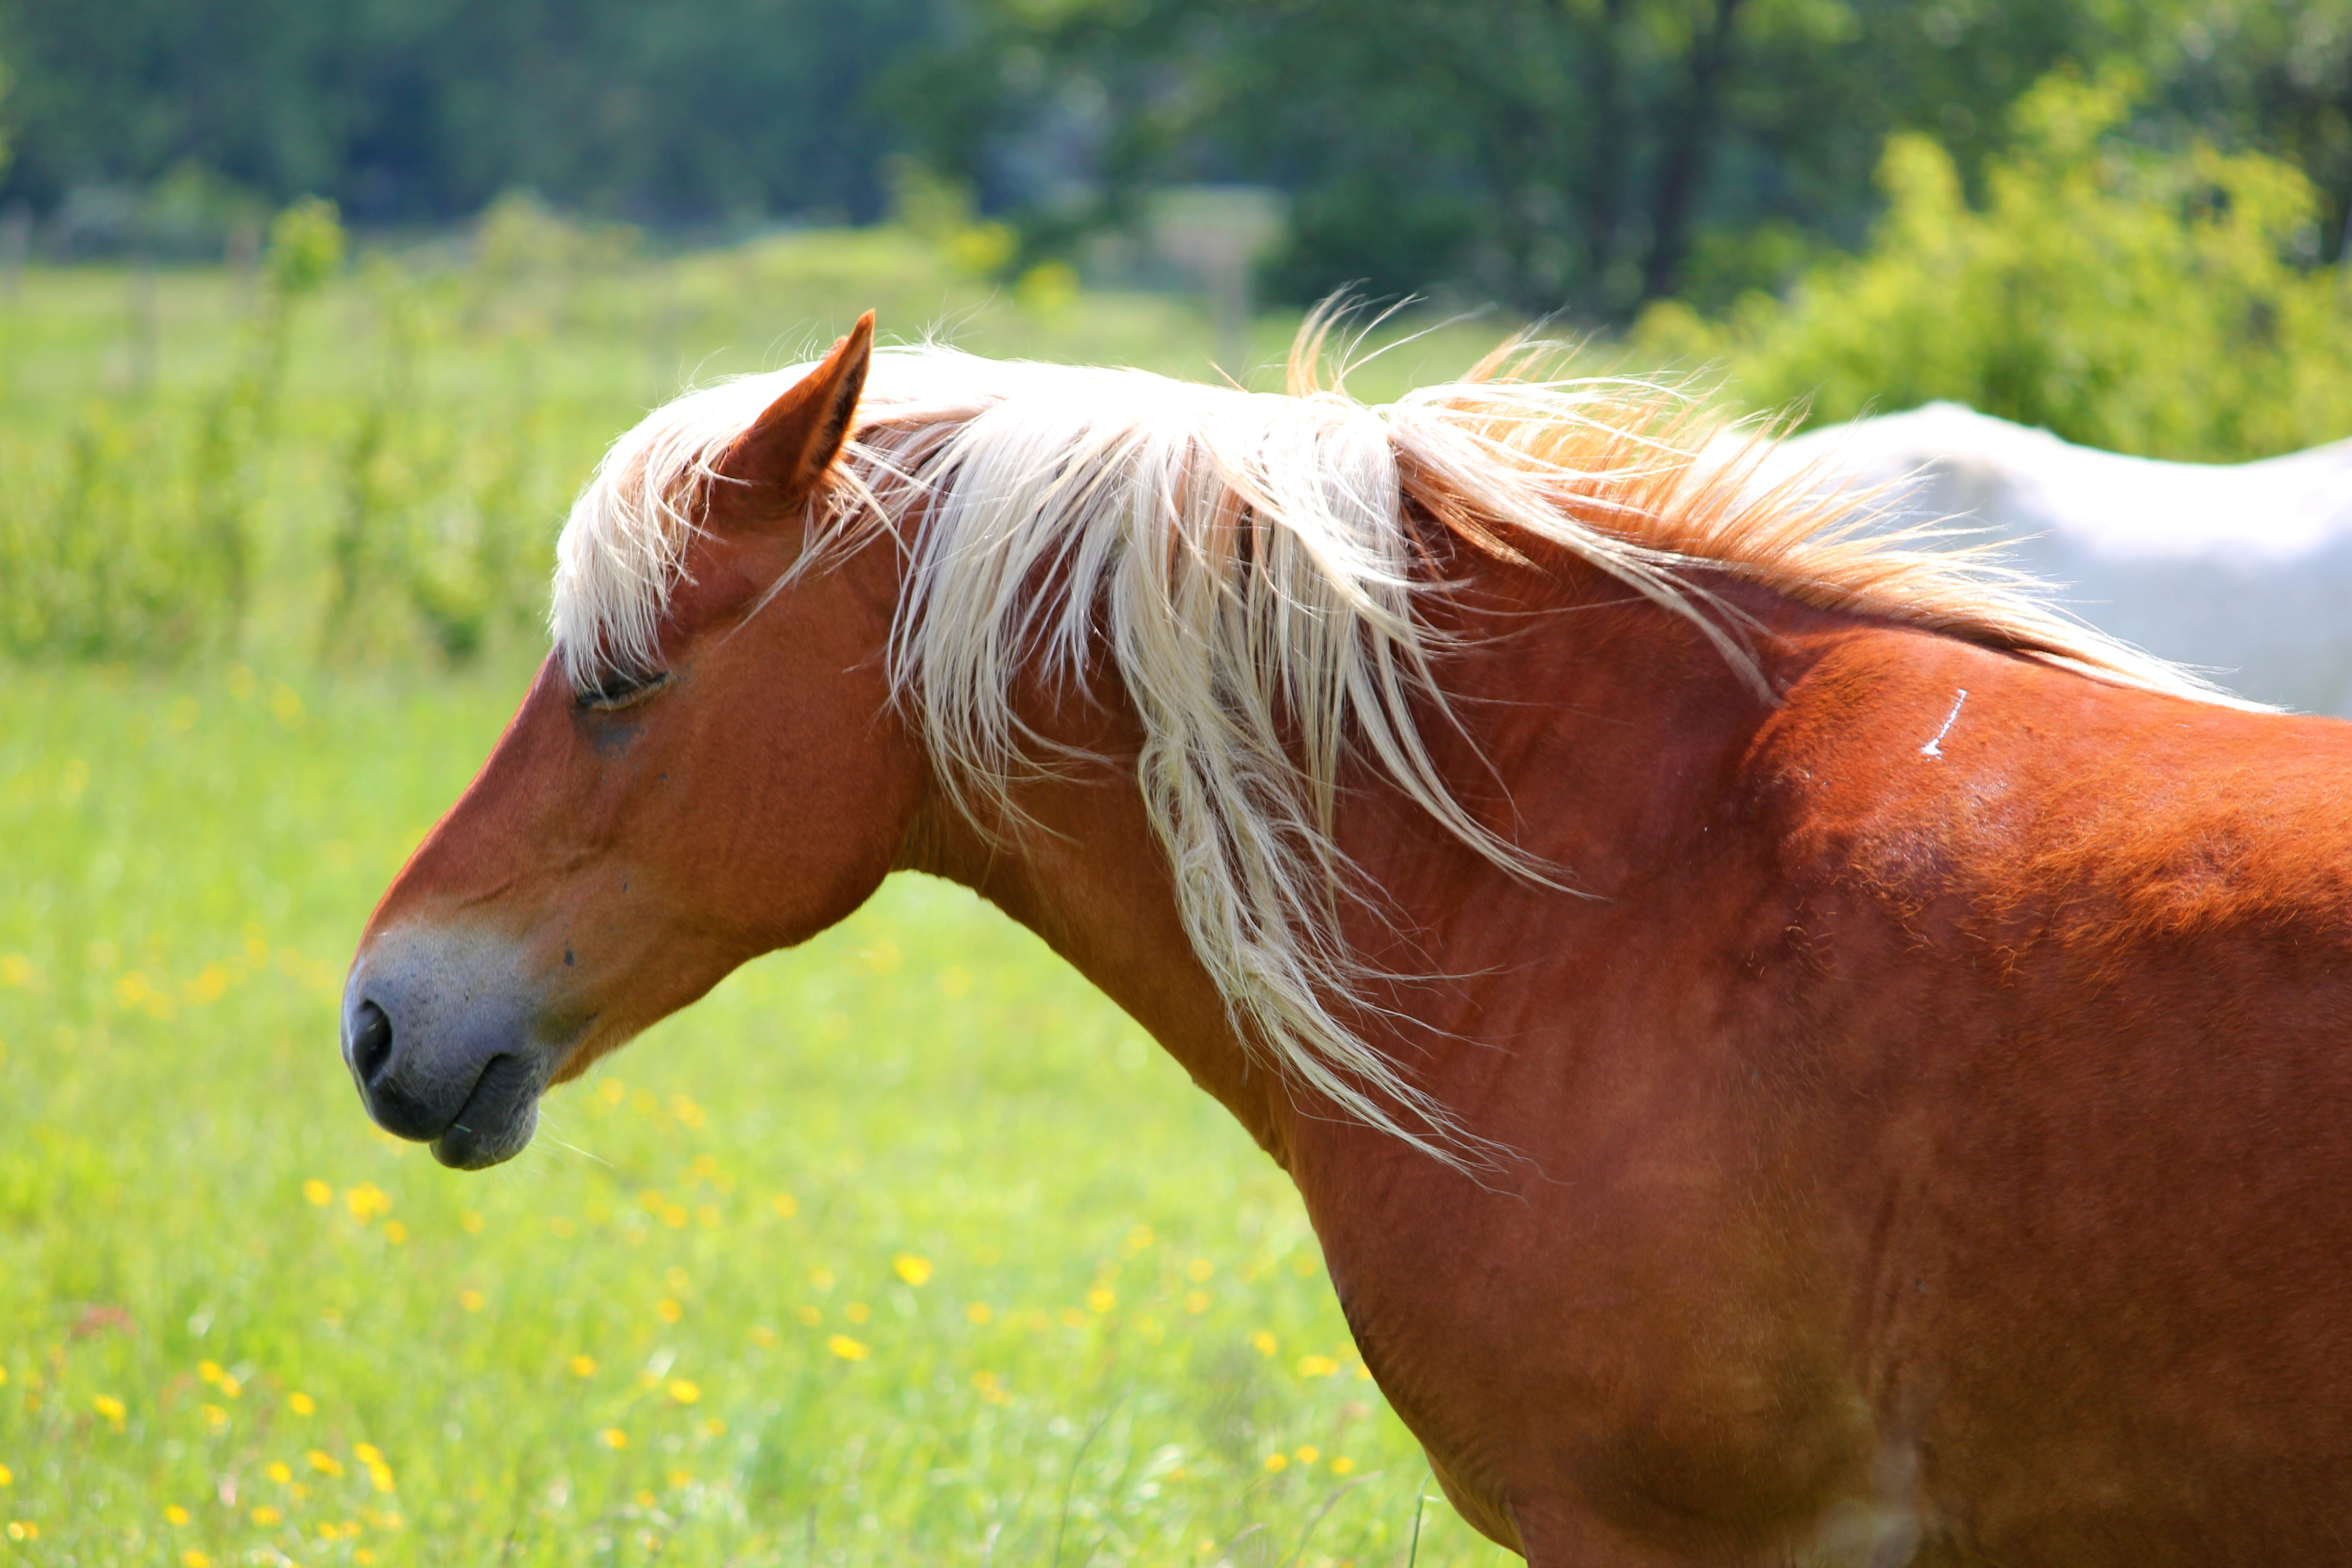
[552,316,2236,1164]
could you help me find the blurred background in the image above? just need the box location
[4,2,2352,1564]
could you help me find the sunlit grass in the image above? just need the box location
[0,665,1509,1566]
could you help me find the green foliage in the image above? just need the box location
[1637,70,2352,460]
[0,666,1507,1566]
[0,222,1506,670]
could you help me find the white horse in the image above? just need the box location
[1750,403,2352,715]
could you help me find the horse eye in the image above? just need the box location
[575,668,671,712]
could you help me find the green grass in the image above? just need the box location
[0,667,1517,1566]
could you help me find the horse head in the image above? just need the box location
[340,314,919,1167]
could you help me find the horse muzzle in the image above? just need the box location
[341,923,574,1170]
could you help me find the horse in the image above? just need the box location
[342,311,2352,1566]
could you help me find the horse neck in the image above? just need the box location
[892,557,1803,1169]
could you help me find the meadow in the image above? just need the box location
[0,216,1524,1567]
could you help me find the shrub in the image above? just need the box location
[1635,71,2352,462]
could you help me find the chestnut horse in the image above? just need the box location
[343,313,2352,1566]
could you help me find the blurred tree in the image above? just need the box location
[889,0,2177,316]
[1637,70,2352,461]
[2156,2,2352,261]
[0,0,943,228]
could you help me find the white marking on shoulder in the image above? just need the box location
[1919,688,1969,759]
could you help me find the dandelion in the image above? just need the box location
[308,1450,344,1478]
[827,1334,870,1362]
[288,1392,316,1416]
[93,1393,127,1427]
[1296,1355,1339,1377]
[354,1553,376,1566]
[1294,1446,1320,1465]
[459,1289,485,1313]
[1250,1331,1278,1357]
[571,1355,597,1377]
[345,1183,392,1221]
[302,1180,333,1206]
[165,1504,189,1524]
[0,955,31,987]
[460,1210,486,1234]
[1263,1453,1289,1472]
[599,1429,628,1450]
[266,1462,293,1484]
[666,1380,701,1405]
[0,1466,9,1486]
[808,1266,836,1289]
[749,1325,777,1346]
[251,1505,282,1525]
[3,1522,34,1541]
[382,1221,407,1245]
[1058,1307,1089,1328]
[1330,1457,1357,1475]
[771,1193,799,1218]
[1087,1287,1116,1313]
[198,1361,223,1385]
[1185,1292,1210,1314]
[893,1254,932,1287]
[1187,1258,1215,1282]
[965,1302,992,1324]
[696,1204,721,1227]
[656,1298,684,1324]
[201,1404,228,1432]
[218,1375,242,1398]
[794,1305,821,1326]
[182,1552,209,1568]
[661,1204,688,1228]
[665,1266,690,1292]
[844,1302,871,1325]
[702,1418,726,1437]
[598,1078,626,1105]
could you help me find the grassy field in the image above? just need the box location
[0,230,1529,1566]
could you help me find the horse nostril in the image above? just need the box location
[349,1000,394,1086]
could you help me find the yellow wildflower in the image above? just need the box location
[164,1504,189,1524]
[1250,1331,1278,1357]
[965,1302,992,1324]
[265,1461,292,1484]
[182,1552,209,1568]
[251,1505,281,1525]
[599,1428,628,1450]
[460,1210,485,1234]
[1296,1355,1339,1377]
[198,1361,223,1385]
[1330,1456,1357,1475]
[459,1289,485,1313]
[844,1302,871,1324]
[93,1394,127,1426]
[893,1254,932,1287]
[1087,1287,1116,1313]
[1185,1291,1210,1314]
[570,1355,597,1377]
[666,1380,701,1405]
[1294,1446,1320,1465]
[794,1305,821,1326]
[656,1298,684,1323]
[287,1392,316,1416]
[771,1193,799,1218]
[353,1443,383,1466]
[302,1181,333,1207]
[1263,1453,1289,1472]
[827,1335,870,1362]
[308,1450,344,1478]
[1186,1258,1215,1282]
[0,1467,9,1486]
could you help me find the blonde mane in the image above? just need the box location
[553,323,2235,1162]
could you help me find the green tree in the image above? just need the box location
[890,0,2176,316]
[1638,70,2352,460]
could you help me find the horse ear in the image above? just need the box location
[717,311,875,519]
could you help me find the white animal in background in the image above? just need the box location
[1744,402,2352,716]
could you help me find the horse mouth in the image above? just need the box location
[430,1053,542,1170]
